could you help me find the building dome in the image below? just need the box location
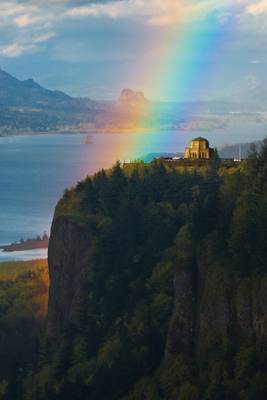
[184,137,214,160]
[192,137,209,144]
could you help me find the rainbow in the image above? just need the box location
[99,9,235,164]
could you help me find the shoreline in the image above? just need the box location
[0,239,48,253]
[0,248,48,262]
[0,127,174,138]
[1,110,267,139]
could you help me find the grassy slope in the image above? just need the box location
[0,259,48,281]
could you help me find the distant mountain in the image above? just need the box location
[0,68,266,135]
[117,88,149,109]
[0,70,153,135]
[90,88,151,132]
[0,68,103,135]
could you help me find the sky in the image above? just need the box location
[0,0,267,102]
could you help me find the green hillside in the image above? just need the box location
[0,141,267,399]
[25,141,267,400]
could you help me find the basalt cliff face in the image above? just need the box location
[166,261,267,362]
[48,218,267,356]
[42,154,267,400]
[47,217,91,338]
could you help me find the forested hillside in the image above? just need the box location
[1,142,267,399]
[0,260,48,399]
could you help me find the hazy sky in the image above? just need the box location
[0,0,267,102]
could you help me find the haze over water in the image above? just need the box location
[0,124,266,260]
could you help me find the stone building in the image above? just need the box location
[184,137,215,160]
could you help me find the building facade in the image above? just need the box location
[184,137,215,160]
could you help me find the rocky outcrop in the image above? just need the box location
[47,217,90,339]
[117,88,148,109]
[165,254,196,359]
[252,276,267,346]
[165,263,267,362]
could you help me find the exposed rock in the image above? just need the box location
[47,216,90,338]
[252,276,267,346]
[117,88,148,109]
[165,263,267,362]
[165,255,196,359]
[197,266,233,359]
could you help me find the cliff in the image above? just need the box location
[47,217,91,338]
[34,148,267,400]
[166,260,267,362]
[117,88,149,109]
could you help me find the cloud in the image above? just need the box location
[32,32,56,43]
[0,30,56,58]
[14,14,38,27]
[0,1,58,58]
[66,0,208,25]
[0,0,266,59]
[67,6,101,17]
[246,0,267,15]
[0,42,29,57]
[65,0,254,27]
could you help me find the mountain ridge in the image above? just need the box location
[0,68,267,135]
[0,68,102,135]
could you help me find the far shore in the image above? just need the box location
[0,236,49,253]
[0,127,169,138]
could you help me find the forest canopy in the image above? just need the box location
[1,140,267,400]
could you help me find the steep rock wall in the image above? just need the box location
[47,217,90,338]
[47,217,267,366]
[47,215,267,356]
[166,262,267,362]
